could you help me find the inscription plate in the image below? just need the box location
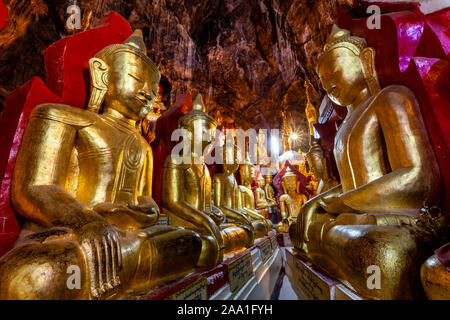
[227,251,253,293]
[270,234,278,251]
[169,277,208,300]
[287,252,336,300]
[283,233,292,246]
[258,238,272,263]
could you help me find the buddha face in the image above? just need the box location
[317,47,367,107]
[240,164,255,186]
[283,175,298,194]
[188,117,217,155]
[223,145,240,175]
[256,177,265,188]
[105,52,159,120]
[264,175,273,185]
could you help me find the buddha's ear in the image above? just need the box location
[296,180,300,194]
[87,57,109,113]
[360,47,381,95]
[282,180,287,194]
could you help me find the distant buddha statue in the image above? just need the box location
[162,94,253,267]
[212,143,266,239]
[255,174,270,219]
[276,167,308,233]
[0,30,202,299]
[263,173,278,219]
[289,26,442,299]
[238,158,273,236]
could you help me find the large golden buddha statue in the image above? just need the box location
[212,143,266,240]
[0,30,202,300]
[276,167,308,233]
[289,26,442,299]
[162,95,253,267]
[238,159,272,235]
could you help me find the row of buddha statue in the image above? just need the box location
[0,21,447,300]
[0,29,298,299]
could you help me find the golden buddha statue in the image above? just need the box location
[421,253,450,300]
[263,173,278,216]
[276,167,308,233]
[238,159,272,235]
[304,81,338,195]
[0,30,202,300]
[289,25,442,299]
[162,94,253,268]
[255,174,270,219]
[212,143,266,240]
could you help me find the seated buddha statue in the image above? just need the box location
[289,26,442,299]
[238,159,273,235]
[0,30,202,300]
[263,173,278,219]
[162,94,253,267]
[276,167,308,233]
[212,143,266,240]
[255,174,270,219]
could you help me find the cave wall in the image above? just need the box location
[0,0,353,152]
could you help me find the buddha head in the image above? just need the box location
[222,143,241,175]
[282,167,299,194]
[264,174,273,186]
[316,25,380,107]
[178,93,217,158]
[239,155,256,186]
[256,174,265,189]
[88,30,161,121]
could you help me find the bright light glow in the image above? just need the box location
[271,135,280,156]
[290,133,298,140]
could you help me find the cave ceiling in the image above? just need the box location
[0,0,353,152]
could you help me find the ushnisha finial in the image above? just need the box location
[283,166,297,179]
[123,29,147,54]
[178,92,216,128]
[322,24,367,56]
[192,93,206,112]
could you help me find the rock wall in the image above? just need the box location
[0,0,353,152]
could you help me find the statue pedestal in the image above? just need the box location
[140,233,282,300]
[285,247,364,300]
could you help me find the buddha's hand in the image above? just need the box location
[210,205,225,225]
[93,197,159,229]
[319,194,353,214]
[74,211,122,299]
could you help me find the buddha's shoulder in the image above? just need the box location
[163,154,190,169]
[31,103,99,127]
[279,194,288,201]
[372,85,418,108]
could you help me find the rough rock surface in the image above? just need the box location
[0,0,353,152]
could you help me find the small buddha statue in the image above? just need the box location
[212,143,266,240]
[276,167,308,233]
[238,159,272,235]
[264,174,277,206]
[0,30,202,300]
[255,174,270,219]
[162,94,253,268]
[289,26,442,299]
[263,173,278,218]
